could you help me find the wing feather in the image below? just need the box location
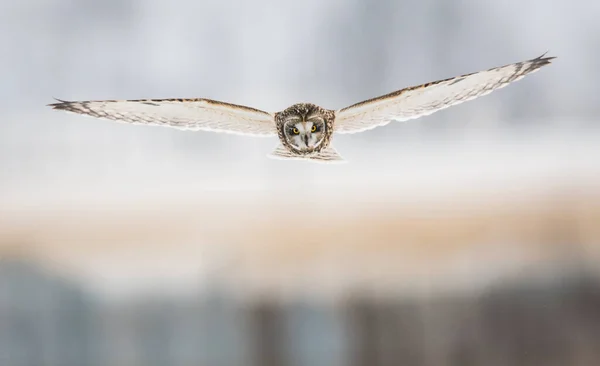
[334,53,555,134]
[48,97,277,137]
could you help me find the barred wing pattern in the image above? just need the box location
[48,98,277,136]
[334,53,555,134]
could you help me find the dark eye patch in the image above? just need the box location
[310,121,325,132]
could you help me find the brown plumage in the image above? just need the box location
[49,53,555,163]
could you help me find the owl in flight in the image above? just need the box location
[49,53,554,163]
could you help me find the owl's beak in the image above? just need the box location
[303,134,309,146]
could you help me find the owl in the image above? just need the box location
[49,53,554,163]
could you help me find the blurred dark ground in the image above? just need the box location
[1,258,600,366]
[1,192,599,366]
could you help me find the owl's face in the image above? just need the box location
[276,103,334,154]
[284,116,326,151]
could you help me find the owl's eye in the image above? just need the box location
[311,125,317,132]
[292,127,299,134]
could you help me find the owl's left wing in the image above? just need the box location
[49,98,277,136]
[334,53,555,134]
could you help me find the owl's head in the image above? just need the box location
[276,103,334,154]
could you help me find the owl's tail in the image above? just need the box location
[267,144,346,164]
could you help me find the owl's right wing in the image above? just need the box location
[49,98,277,137]
[334,53,555,134]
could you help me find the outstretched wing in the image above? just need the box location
[334,53,555,134]
[48,98,277,137]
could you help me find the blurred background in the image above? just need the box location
[1,0,600,365]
